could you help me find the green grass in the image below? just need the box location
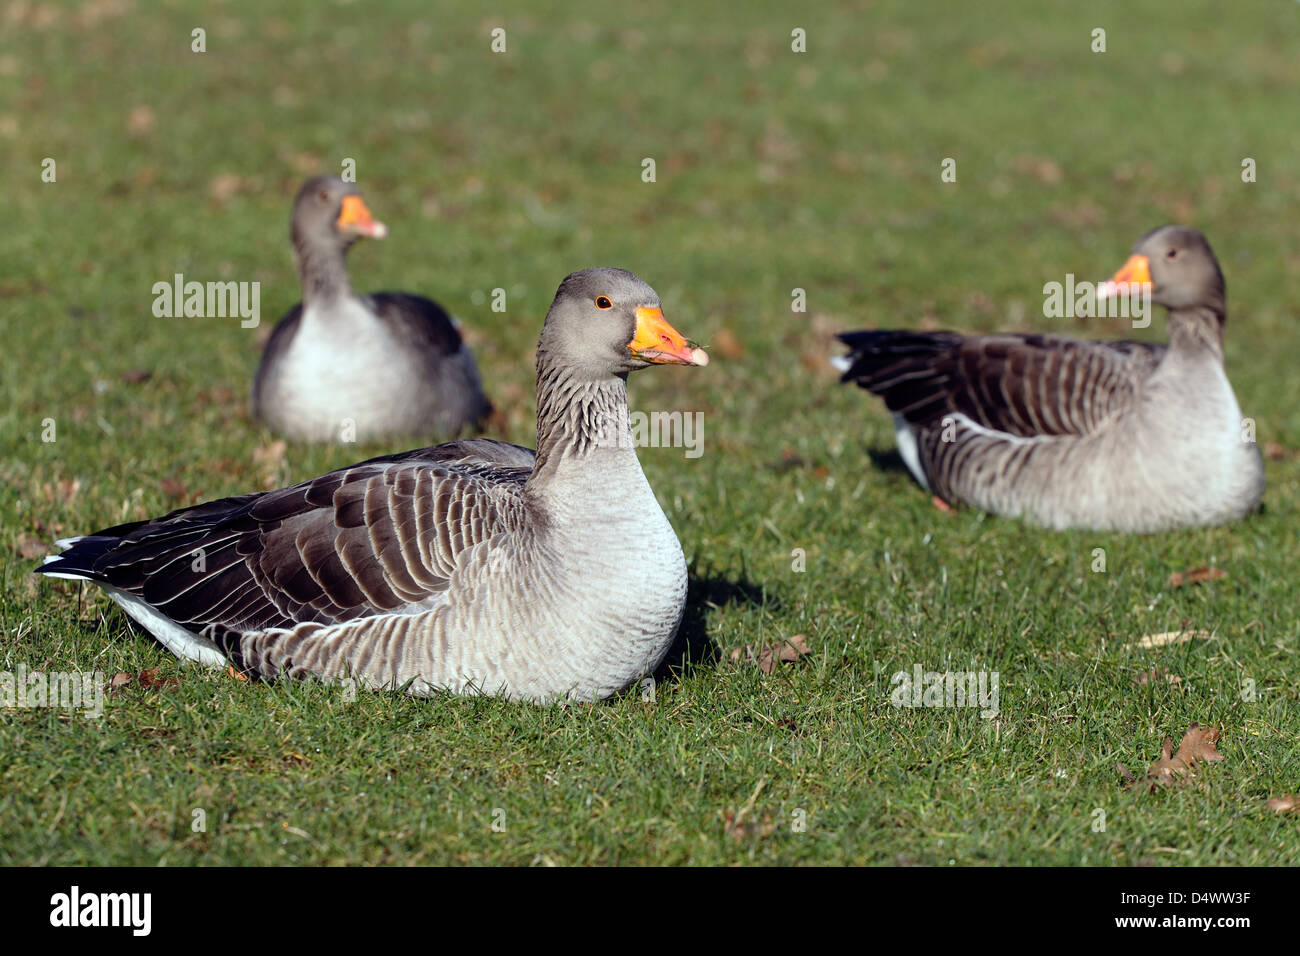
[3,0,1300,865]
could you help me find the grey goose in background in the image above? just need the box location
[38,269,708,703]
[834,226,1264,532]
[252,176,490,443]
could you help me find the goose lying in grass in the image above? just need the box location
[38,269,708,703]
[834,226,1264,532]
[252,175,490,443]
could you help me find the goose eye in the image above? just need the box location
[1166,248,1178,259]
[595,296,613,309]
[319,189,330,204]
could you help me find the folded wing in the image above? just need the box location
[836,330,1165,438]
[37,440,536,636]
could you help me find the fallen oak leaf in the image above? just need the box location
[252,439,288,488]
[137,668,180,691]
[1143,736,1184,789]
[723,811,775,841]
[159,477,187,501]
[194,385,236,409]
[15,535,48,560]
[711,326,745,360]
[1266,795,1299,815]
[1168,567,1227,588]
[1125,629,1213,651]
[1123,723,1224,792]
[38,478,82,504]
[1134,668,1183,687]
[729,634,812,674]
[769,449,810,472]
[1176,723,1224,765]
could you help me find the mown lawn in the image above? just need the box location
[2,0,1299,865]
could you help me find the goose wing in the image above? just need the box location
[837,330,1165,438]
[365,292,465,359]
[37,440,536,634]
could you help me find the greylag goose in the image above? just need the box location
[833,226,1264,531]
[252,175,490,443]
[38,269,709,703]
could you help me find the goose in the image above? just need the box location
[252,175,490,443]
[37,268,709,703]
[833,225,1264,532]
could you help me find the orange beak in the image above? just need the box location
[1098,253,1151,298]
[628,307,709,366]
[336,195,388,239]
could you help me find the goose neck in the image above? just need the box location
[529,361,637,485]
[294,234,354,308]
[1166,304,1225,361]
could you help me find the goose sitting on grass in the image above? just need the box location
[38,268,708,703]
[252,175,490,443]
[833,226,1264,532]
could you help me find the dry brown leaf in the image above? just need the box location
[711,327,745,360]
[729,634,811,674]
[253,439,288,488]
[1264,441,1289,462]
[16,534,47,560]
[159,477,187,501]
[137,668,179,691]
[194,385,236,409]
[126,104,154,136]
[1175,724,1224,766]
[1168,567,1227,588]
[209,172,245,204]
[771,448,809,472]
[38,478,81,504]
[1266,795,1299,814]
[1014,154,1064,184]
[108,672,132,691]
[801,349,840,377]
[253,440,287,467]
[1134,668,1183,687]
[1125,629,1212,651]
[1121,723,1224,792]
[723,811,775,841]
[282,151,322,176]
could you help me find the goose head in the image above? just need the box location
[537,268,709,381]
[1101,225,1225,314]
[290,175,388,258]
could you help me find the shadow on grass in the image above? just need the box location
[655,569,776,686]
